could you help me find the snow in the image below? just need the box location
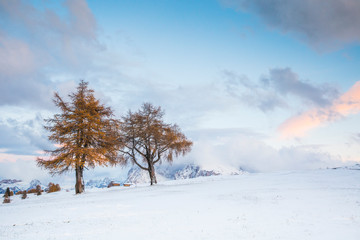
[0,168,359,239]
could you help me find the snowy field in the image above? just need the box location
[1,169,359,240]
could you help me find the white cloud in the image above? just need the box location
[0,0,103,108]
[189,129,346,172]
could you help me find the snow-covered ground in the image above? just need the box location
[0,168,359,240]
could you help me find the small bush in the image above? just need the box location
[21,191,27,199]
[3,188,11,204]
[107,181,114,188]
[16,191,23,195]
[107,181,120,188]
[3,196,10,204]
[36,185,42,196]
[3,187,10,198]
[27,188,37,194]
[47,182,61,193]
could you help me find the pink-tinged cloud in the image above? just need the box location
[0,153,35,163]
[279,81,360,138]
[0,35,36,76]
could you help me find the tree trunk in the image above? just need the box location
[148,163,157,185]
[75,166,84,194]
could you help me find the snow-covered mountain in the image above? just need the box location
[85,178,113,188]
[0,179,26,194]
[174,164,243,180]
[27,179,44,191]
[0,179,46,194]
[124,164,245,184]
[125,167,172,184]
[332,163,360,170]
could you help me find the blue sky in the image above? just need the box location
[0,0,360,181]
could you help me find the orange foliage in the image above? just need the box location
[47,182,61,193]
[27,188,37,194]
[119,103,192,185]
[107,181,120,188]
[36,81,124,194]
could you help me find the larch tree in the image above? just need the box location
[37,80,123,194]
[119,103,192,185]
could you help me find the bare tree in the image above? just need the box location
[120,103,192,185]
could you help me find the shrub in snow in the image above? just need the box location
[36,185,42,196]
[3,188,11,203]
[3,187,14,197]
[3,187,11,197]
[21,191,27,199]
[3,196,10,203]
[107,181,120,188]
[47,183,61,193]
[27,188,37,194]
[3,188,10,197]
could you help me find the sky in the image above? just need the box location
[0,0,360,182]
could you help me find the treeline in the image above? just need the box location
[37,80,192,194]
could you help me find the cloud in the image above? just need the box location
[188,129,346,172]
[263,68,339,107]
[0,34,54,107]
[223,70,287,112]
[0,158,56,182]
[102,73,241,129]
[0,0,102,108]
[279,81,360,138]
[350,133,360,144]
[221,0,360,50]
[0,114,52,156]
[223,68,337,112]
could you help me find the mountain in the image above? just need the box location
[332,164,360,170]
[0,179,22,185]
[27,179,43,190]
[0,179,24,194]
[0,179,47,194]
[124,164,245,184]
[174,164,243,180]
[125,167,171,184]
[86,178,113,188]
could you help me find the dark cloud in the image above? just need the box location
[264,68,339,107]
[222,0,360,50]
[0,0,102,108]
[223,68,339,112]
